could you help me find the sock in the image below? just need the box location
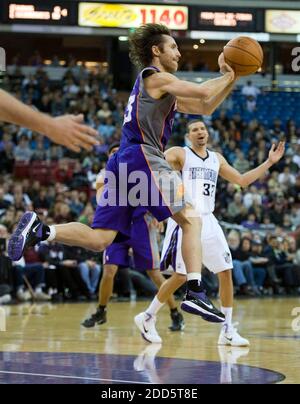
[40,224,55,241]
[146,296,164,316]
[170,307,178,314]
[187,273,203,292]
[221,307,233,327]
[35,287,42,294]
[98,305,106,312]
[46,225,56,242]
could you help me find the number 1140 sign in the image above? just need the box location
[79,3,188,30]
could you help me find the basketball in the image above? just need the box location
[223,36,263,76]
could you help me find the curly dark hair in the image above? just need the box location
[129,24,171,69]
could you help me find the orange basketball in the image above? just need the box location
[223,36,263,76]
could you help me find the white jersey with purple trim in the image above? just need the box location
[161,147,232,275]
[182,146,220,215]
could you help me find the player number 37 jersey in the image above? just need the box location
[182,146,220,215]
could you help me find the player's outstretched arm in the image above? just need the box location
[0,89,99,152]
[218,141,285,188]
[145,56,234,107]
[176,53,237,115]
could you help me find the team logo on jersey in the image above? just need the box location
[223,251,232,264]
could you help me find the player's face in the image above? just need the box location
[158,35,181,73]
[188,122,209,147]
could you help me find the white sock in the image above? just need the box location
[187,273,202,282]
[35,287,42,294]
[221,307,233,327]
[47,225,56,242]
[146,296,164,316]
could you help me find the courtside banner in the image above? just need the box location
[78,2,188,30]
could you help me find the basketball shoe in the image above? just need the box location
[181,290,225,323]
[82,307,107,328]
[8,212,45,261]
[218,323,250,347]
[169,310,185,331]
[134,312,162,344]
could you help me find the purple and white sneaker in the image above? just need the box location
[8,212,43,261]
[181,290,225,323]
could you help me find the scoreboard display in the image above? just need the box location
[2,1,77,25]
[190,7,264,32]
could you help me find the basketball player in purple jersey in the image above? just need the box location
[82,144,184,334]
[9,24,236,323]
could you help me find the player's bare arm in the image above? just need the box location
[0,89,99,152]
[218,141,285,187]
[144,62,234,111]
[164,147,186,171]
[176,53,236,115]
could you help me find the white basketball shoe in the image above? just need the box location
[134,312,162,344]
[218,323,250,347]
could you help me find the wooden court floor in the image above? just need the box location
[0,298,300,384]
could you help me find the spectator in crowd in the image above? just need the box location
[264,236,300,294]
[14,136,32,162]
[241,80,261,99]
[249,240,268,294]
[233,150,250,173]
[227,193,248,223]
[231,237,261,296]
[0,224,13,304]
[278,166,296,187]
[13,246,51,302]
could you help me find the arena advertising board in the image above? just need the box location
[78,2,188,30]
[265,10,300,34]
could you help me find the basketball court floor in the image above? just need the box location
[0,298,299,384]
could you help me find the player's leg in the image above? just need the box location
[171,209,225,322]
[135,273,186,343]
[202,215,249,346]
[147,269,185,331]
[8,212,118,261]
[82,243,129,328]
[131,210,184,331]
[99,264,118,307]
[217,270,249,347]
[141,148,223,322]
[9,152,131,261]
[82,264,118,328]
[172,207,202,280]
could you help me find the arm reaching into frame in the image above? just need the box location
[0,89,99,152]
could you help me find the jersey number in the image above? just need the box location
[203,183,215,197]
[123,95,136,125]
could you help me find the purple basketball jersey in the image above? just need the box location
[121,66,176,152]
